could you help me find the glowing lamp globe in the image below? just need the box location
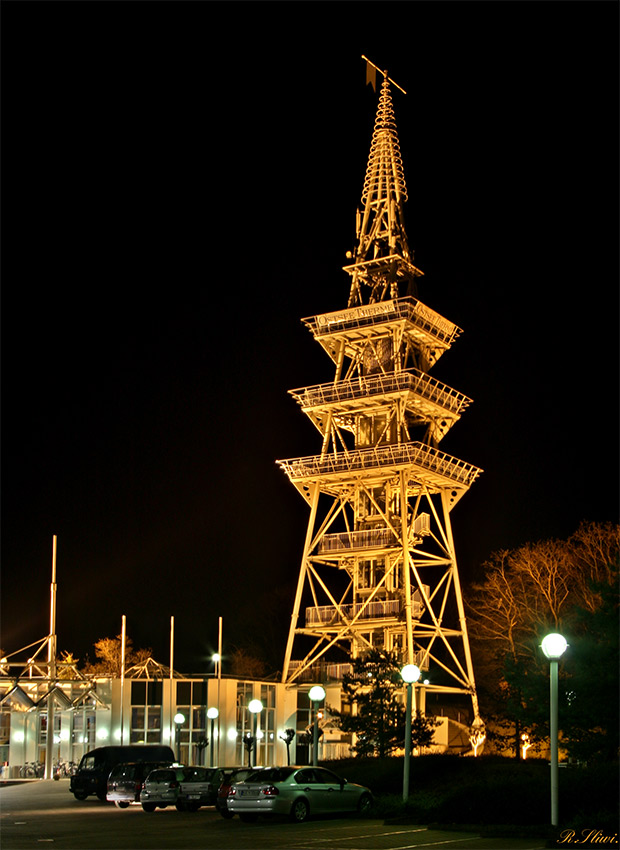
[401,664,421,684]
[308,685,326,702]
[541,633,568,660]
[248,699,263,714]
[207,707,219,720]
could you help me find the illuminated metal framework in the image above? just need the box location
[278,68,484,736]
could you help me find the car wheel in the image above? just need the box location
[239,813,258,823]
[357,793,372,815]
[141,803,156,812]
[73,791,88,801]
[115,801,130,809]
[219,809,234,819]
[96,791,107,801]
[290,798,310,823]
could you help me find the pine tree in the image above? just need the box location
[331,650,438,757]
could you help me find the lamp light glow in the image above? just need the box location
[308,685,326,702]
[207,707,219,720]
[541,633,568,659]
[401,664,421,684]
[248,699,263,714]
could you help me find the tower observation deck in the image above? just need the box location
[277,65,484,737]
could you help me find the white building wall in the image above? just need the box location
[1,675,303,777]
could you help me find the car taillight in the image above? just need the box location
[170,781,179,789]
[228,787,236,797]
[262,785,279,796]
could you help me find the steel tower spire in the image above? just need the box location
[278,62,485,752]
[347,70,423,307]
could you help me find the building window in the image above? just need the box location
[258,684,276,765]
[72,709,96,760]
[37,712,61,766]
[233,683,276,767]
[175,681,207,766]
[235,682,254,766]
[130,681,162,745]
[0,712,10,766]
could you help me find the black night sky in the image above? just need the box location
[2,2,618,673]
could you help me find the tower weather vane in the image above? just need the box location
[361,55,407,95]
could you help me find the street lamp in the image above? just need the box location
[401,664,421,802]
[308,686,326,766]
[541,632,568,827]
[207,707,219,767]
[173,712,185,763]
[248,699,263,768]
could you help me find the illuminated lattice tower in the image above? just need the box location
[278,71,484,734]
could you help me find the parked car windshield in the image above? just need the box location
[181,767,213,781]
[148,769,177,782]
[109,764,136,780]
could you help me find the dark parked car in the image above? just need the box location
[216,767,264,818]
[227,765,373,822]
[106,760,178,807]
[70,746,175,801]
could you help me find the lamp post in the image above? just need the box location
[401,664,421,802]
[248,699,263,768]
[308,686,326,766]
[541,632,568,827]
[207,707,219,767]
[173,712,185,763]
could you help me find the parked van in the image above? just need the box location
[70,745,175,801]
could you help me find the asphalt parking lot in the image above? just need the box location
[0,780,549,850]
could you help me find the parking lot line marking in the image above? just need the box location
[300,827,429,843]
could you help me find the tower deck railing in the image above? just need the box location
[288,650,428,683]
[290,368,471,416]
[303,296,461,347]
[305,593,426,626]
[317,527,396,553]
[278,441,481,488]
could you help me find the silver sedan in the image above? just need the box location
[226,765,373,823]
